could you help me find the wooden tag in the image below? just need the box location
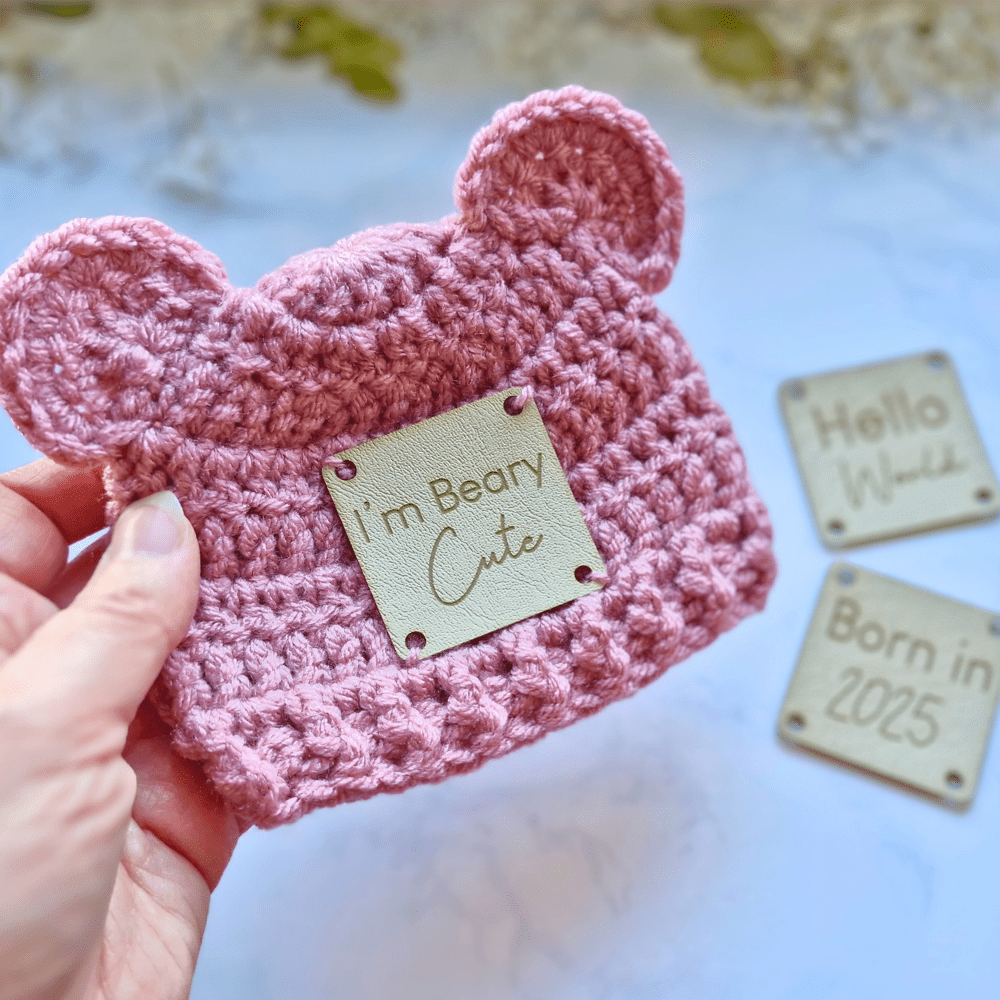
[779,564,1000,804]
[322,389,606,660]
[780,351,999,548]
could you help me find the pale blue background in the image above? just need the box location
[2,83,999,998]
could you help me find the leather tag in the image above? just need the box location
[780,351,1000,548]
[780,564,1000,805]
[322,389,607,659]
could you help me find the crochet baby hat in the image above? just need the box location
[0,86,775,828]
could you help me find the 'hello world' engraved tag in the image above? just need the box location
[780,564,1000,805]
[322,389,606,660]
[780,351,999,548]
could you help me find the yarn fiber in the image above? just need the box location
[0,87,776,828]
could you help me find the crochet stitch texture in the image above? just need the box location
[0,87,776,828]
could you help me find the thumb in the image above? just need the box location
[0,492,200,738]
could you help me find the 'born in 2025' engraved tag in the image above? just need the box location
[779,564,1000,805]
[322,389,606,660]
[780,351,1000,548]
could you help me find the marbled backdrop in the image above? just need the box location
[2,74,1000,999]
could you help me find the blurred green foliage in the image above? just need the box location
[260,4,401,102]
[654,4,783,85]
[20,2,92,16]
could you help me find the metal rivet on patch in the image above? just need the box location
[779,563,1000,805]
[779,351,1000,548]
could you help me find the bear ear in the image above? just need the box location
[454,86,684,293]
[0,217,228,465]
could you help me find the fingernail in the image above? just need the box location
[122,492,186,557]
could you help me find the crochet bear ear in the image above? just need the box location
[0,217,229,465]
[454,86,684,293]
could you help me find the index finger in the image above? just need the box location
[0,459,107,592]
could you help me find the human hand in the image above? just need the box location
[0,460,240,1000]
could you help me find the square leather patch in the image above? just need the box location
[780,351,999,547]
[780,564,1000,804]
[323,389,606,659]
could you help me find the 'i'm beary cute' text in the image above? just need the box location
[348,453,545,606]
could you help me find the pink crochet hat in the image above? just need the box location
[0,87,775,827]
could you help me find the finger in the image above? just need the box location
[0,573,58,662]
[0,461,106,593]
[0,492,201,746]
[0,459,107,542]
[44,531,110,609]
[0,480,68,593]
[124,702,240,891]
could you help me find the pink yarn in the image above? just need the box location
[0,87,776,828]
